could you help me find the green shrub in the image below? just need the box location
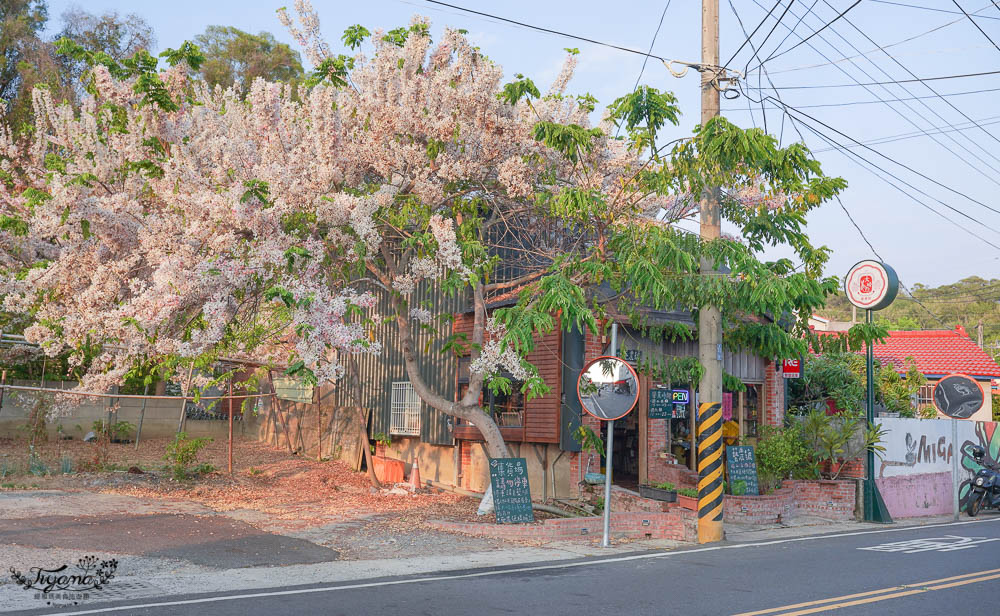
[677,488,698,498]
[651,481,675,491]
[164,432,212,480]
[755,423,817,492]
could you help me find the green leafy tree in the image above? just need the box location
[789,352,926,417]
[55,7,155,98]
[193,26,303,91]
[0,0,71,130]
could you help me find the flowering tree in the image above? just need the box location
[1,1,852,480]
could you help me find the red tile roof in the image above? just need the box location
[872,329,1000,378]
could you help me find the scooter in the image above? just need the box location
[967,445,1000,516]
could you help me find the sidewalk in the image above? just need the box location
[0,487,971,613]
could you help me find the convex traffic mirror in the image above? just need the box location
[576,356,640,421]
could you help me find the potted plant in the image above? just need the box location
[676,487,698,510]
[639,481,677,502]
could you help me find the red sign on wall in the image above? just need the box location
[782,359,801,379]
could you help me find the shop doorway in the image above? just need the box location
[601,411,639,490]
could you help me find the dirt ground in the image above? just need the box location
[0,435,559,562]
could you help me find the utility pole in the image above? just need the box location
[696,0,725,545]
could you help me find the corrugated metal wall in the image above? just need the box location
[618,326,767,384]
[331,281,464,445]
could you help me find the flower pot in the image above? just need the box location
[676,494,698,511]
[372,456,405,483]
[639,485,677,502]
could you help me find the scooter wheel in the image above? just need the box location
[967,496,982,517]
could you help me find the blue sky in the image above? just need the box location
[44,1,1000,289]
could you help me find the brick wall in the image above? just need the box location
[428,508,697,543]
[763,363,785,427]
[724,479,857,524]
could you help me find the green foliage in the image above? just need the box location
[789,352,925,417]
[193,26,301,90]
[572,424,604,455]
[651,481,675,491]
[371,431,391,454]
[28,445,48,476]
[341,24,371,50]
[607,86,680,156]
[92,419,134,441]
[800,410,886,479]
[500,74,540,106]
[754,423,818,492]
[163,432,213,480]
[677,487,699,498]
[731,480,747,496]
[532,122,603,163]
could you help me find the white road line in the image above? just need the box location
[35,517,1000,616]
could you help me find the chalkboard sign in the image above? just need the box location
[649,389,673,419]
[489,457,534,524]
[726,446,759,496]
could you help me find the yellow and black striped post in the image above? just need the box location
[697,401,724,543]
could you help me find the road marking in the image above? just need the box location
[32,517,1000,616]
[777,572,1000,616]
[731,568,1000,616]
[858,534,1000,553]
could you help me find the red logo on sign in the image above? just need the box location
[860,275,873,294]
[782,359,801,378]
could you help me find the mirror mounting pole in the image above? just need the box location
[602,323,618,548]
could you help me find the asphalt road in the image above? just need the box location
[9,515,1000,616]
[582,391,635,419]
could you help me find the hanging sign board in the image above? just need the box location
[489,457,534,524]
[577,356,640,421]
[725,446,760,496]
[782,359,801,379]
[844,260,899,311]
[272,377,314,403]
[649,389,673,419]
[932,373,984,419]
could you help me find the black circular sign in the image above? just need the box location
[932,374,984,419]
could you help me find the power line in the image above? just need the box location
[420,0,691,66]
[809,114,1000,152]
[869,0,1000,19]
[617,1,672,139]
[749,0,861,71]
[741,0,798,73]
[723,85,1000,110]
[953,0,1000,54]
[812,0,1000,178]
[742,0,1000,189]
[724,0,786,68]
[745,68,1000,88]
[726,9,952,327]
[757,3,995,76]
[762,94,1000,225]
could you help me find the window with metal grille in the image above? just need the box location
[917,384,935,409]
[390,382,421,436]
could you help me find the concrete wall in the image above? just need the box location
[0,381,246,440]
[875,417,998,518]
[378,437,574,501]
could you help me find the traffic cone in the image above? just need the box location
[410,458,421,490]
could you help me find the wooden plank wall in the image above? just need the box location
[453,314,562,444]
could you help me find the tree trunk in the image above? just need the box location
[389,284,510,461]
[346,355,381,489]
[357,406,381,488]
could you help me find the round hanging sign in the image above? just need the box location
[932,373,984,419]
[844,260,899,311]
